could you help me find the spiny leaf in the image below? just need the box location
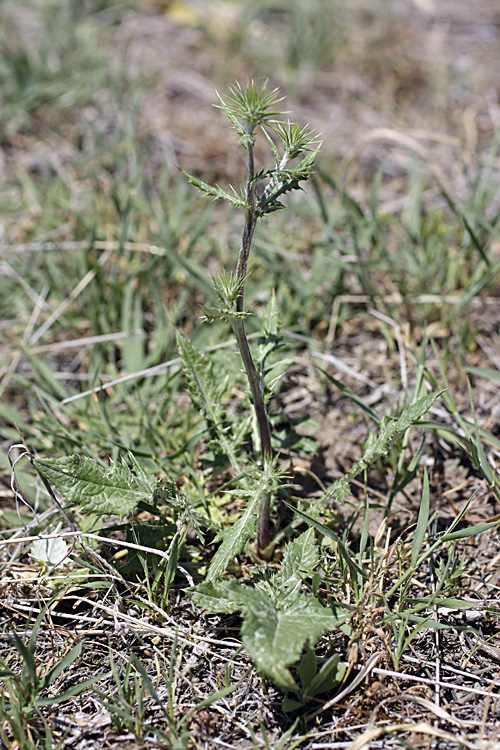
[272,121,320,159]
[188,580,240,614]
[177,167,246,208]
[256,156,318,215]
[176,330,241,474]
[258,291,281,366]
[275,527,319,598]
[218,80,285,128]
[206,464,283,581]
[215,89,248,141]
[261,125,280,163]
[324,391,444,502]
[220,581,348,691]
[33,454,158,517]
[206,494,259,582]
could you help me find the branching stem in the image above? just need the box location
[232,135,273,556]
[182,83,319,560]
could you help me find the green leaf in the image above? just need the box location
[307,653,346,698]
[463,366,500,384]
[322,371,380,425]
[257,154,318,215]
[432,597,485,610]
[275,527,319,597]
[207,462,285,580]
[207,470,274,579]
[298,647,317,691]
[177,168,246,208]
[33,454,158,517]
[325,391,443,502]
[441,519,500,541]
[233,585,346,691]
[206,494,258,582]
[261,125,280,163]
[36,673,109,706]
[468,379,497,488]
[272,121,320,160]
[282,697,305,712]
[258,291,281,366]
[218,80,284,129]
[192,528,349,690]
[176,330,241,475]
[188,580,240,614]
[284,504,365,582]
[164,531,182,593]
[411,471,430,566]
[14,634,37,687]
[40,641,82,690]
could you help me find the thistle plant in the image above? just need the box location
[179,81,320,554]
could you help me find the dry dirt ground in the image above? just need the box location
[2,1,500,748]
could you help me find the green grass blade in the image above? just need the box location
[463,366,500,384]
[14,634,37,686]
[441,519,500,541]
[411,470,430,567]
[36,673,109,706]
[321,371,380,425]
[40,641,83,690]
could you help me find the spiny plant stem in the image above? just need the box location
[235,138,256,311]
[180,81,320,560]
[233,136,273,555]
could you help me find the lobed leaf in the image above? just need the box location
[177,167,246,208]
[324,390,444,502]
[188,580,240,614]
[235,585,347,691]
[275,527,319,600]
[191,529,349,690]
[176,330,241,474]
[33,454,158,517]
[206,463,283,581]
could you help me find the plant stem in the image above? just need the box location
[232,136,273,556]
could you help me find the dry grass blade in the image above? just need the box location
[347,722,482,750]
